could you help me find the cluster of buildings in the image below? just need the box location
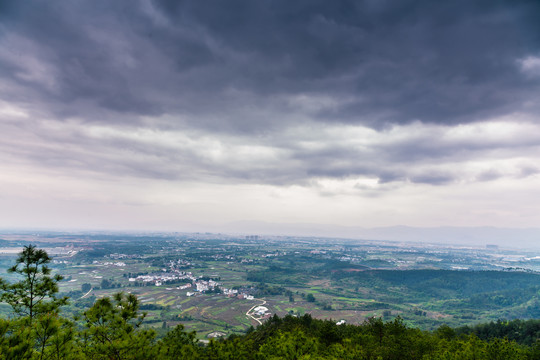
[168,259,192,268]
[194,279,219,292]
[129,271,195,287]
[127,258,266,302]
[205,254,236,261]
[52,259,70,264]
[184,282,257,300]
[107,253,142,259]
[92,260,126,267]
[222,288,255,300]
[261,253,283,258]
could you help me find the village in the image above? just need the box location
[121,258,272,322]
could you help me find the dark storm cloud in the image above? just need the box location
[1,0,540,132]
[3,0,540,191]
[158,0,540,127]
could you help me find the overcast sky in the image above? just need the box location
[1,0,540,232]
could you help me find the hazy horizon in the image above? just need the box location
[2,223,540,250]
[2,1,540,234]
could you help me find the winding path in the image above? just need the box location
[246,299,267,325]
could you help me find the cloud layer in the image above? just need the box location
[1,0,540,229]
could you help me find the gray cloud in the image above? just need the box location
[2,0,540,195]
[1,0,540,133]
[2,109,539,191]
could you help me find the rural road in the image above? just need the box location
[246,299,267,325]
[80,287,93,299]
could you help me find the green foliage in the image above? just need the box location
[0,318,33,359]
[32,312,77,360]
[257,329,320,359]
[0,246,76,359]
[457,319,540,346]
[158,324,199,359]
[81,283,91,293]
[78,292,157,359]
[0,245,68,320]
[195,313,536,360]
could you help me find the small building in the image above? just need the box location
[207,331,226,338]
[254,306,269,316]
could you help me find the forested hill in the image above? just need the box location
[4,309,540,359]
[203,315,540,359]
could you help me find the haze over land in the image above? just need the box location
[1,1,540,239]
[211,223,540,249]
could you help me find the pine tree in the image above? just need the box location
[0,245,73,359]
[0,245,68,320]
[78,292,157,359]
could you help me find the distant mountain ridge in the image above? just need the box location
[217,221,540,248]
